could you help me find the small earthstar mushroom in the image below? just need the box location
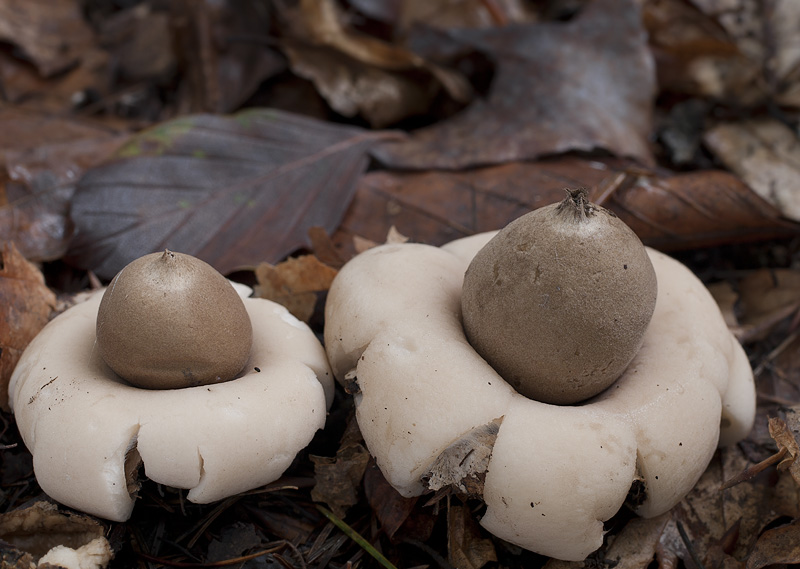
[323,203,756,561]
[96,250,253,389]
[9,251,334,522]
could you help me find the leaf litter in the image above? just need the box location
[3,1,800,568]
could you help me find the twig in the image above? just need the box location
[136,543,285,568]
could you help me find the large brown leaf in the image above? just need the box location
[333,157,799,256]
[372,0,655,169]
[65,109,382,279]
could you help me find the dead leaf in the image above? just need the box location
[206,522,262,563]
[98,4,176,84]
[643,0,759,103]
[604,514,670,569]
[0,110,128,262]
[711,268,800,343]
[707,281,740,329]
[279,0,471,127]
[334,157,799,258]
[448,503,496,569]
[688,0,800,106]
[255,255,338,322]
[424,418,501,498]
[363,461,418,540]
[704,119,800,222]
[0,0,94,77]
[745,519,800,569]
[65,109,383,279]
[311,443,371,519]
[0,47,112,115]
[661,446,779,567]
[0,501,109,562]
[171,0,286,113]
[372,0,655,169]
[282,44,436,128]
[397,0,538,31]
[768,417,800,486]
[0,242,56,411]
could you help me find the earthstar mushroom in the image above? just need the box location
[96,250,253,389]
[324,224,755,560]
[462,189,658,404]
[9,252,334,522]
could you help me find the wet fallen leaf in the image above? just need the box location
[173,0,286,113]
[745,519,800,569]
[363,461,419,540]
[643,0,759,103]
[2,135,128,262]
[255,255,338,323]
[66,109,384,279]
[720,268,800,343]
[282,44,436,128]
[311,444,371,519]
[98,4,176,85]
[0,243,56,411]
[206,522,262,563]
[0,501,111,565]
[689,0,800,106]
[373,0,655,169]
[448,503,496,569]
[604,514,670,569]
[334,157,799,258]
[0,47,112,115]
[279,0,471,127]
[661,446,777,567]
[397,0,537,31]
[0,0,94,77]
[0,107,126,262]
[768,417,800,486]
[704,119,800,222]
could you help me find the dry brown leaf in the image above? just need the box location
[704,119,800,222]
[707,281,740,329]
[254,255,338,323]
[0,0,94,77]
[283,44,435,128]
[363,461,420,540]
[745,519,800,569]
[448,503,496,569]
[334,157,799,259]
[720,444,781,558]
[280,0,471,126]
[723,268,800,343]
[691,0,800,106]
[662,446,778,567]
[310,419,371,520]
[398,0,537,31]
[605,514,670,569]
[768,417,800,486]
[171,0,285,114]
[0,242,56,411]
[643,0,759,103]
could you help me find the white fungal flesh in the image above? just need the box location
[324,233,756,561]
[9,292,334,522]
